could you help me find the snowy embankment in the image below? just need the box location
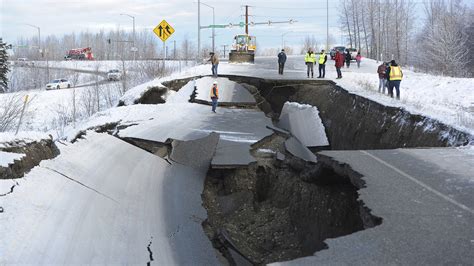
[0,151,25,167]
[333,63,474,137]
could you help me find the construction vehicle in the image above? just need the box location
[229,34,256,63]
[65,47,94,60]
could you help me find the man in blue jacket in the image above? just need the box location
[278,49,287,75]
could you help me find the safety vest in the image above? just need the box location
[319,53,326,64]
[389,66,403,81]
[305,53,316,63]
[210,86,219,98]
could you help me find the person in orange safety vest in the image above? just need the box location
[210,81,219,113]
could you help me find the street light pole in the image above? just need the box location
[198,0,201,61]
[120,13,136,60]
[326,0,329,50]
[281,31,292,50]
[25,24,41,58]
[200,2,216,54]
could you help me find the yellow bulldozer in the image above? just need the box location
[229,34,256,63]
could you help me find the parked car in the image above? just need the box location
[107,69,121,81]
[330,46,346,60]
[46,79,72,90]
[346,48,358,61]
[17,58,28,66]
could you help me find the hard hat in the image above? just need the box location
[213,81,218,85]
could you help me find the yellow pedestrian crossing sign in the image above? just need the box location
[154,20,175,42]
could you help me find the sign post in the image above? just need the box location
[153,20,175,69]
[15,95,29,136]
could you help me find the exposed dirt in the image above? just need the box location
[0,138,59,179]
[202,133,382,265]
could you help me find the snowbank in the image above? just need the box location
[0,151,25,167]
[0,132,50,147]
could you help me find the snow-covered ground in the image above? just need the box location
[0,151,25,167]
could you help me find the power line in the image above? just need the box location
[252,6,337,10]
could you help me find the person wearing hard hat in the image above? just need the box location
[210,80,219,113]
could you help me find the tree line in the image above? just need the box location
[338,0,473,77]
[10,29,200,61]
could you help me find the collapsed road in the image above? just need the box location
[0,73,473,265]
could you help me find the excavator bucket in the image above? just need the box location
[229,51,255,63]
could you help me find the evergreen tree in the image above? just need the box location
[0,38,10,93]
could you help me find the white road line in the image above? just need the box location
[360,150,474,215]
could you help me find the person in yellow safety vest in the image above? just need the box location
[317,49,327,78]
[210,81,219,113]
[386,60,403,99]
[304,49,316,78]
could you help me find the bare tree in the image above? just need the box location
[0,93,24,132]
[414,0,471,77]
[301,35,320,54]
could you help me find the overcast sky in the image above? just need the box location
[0,0,434,52]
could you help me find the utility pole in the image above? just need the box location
[120,13,136,60]
[222,44,228,58]
[25,24,41,58]
[326,0,329,50]
[198,0,201,61]
[173,40,176,59]
[245,5,249,35]
[281,31,292,49]
[199,2,216,54]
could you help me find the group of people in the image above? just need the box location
[208,48,404,114]
[278,48,363,80]
[378,60,403,99]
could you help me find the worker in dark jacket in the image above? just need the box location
[277,49,287,75]
[335,50,344,79]
[317,49,327,78]
[386,60,403,99]
[345,50,351,68]
[210,81,219,113]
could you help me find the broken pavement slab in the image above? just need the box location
[119,104,273,168]
[211,139,256,168]
[170,132,220,172]
[284,137,317,163]
[278,102,329,148]
[0,133,219,265]
[275,148,474,265]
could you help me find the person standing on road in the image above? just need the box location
[386,60,403,99]
[355,52,362,68]
[335,50,344,79]
[317,49,327,78]
[377,62,387,94]
[345,50,351,68]
[278,49,287,75]
[304,49,316,78]
[210,81,219,113]
[208,52,219,77]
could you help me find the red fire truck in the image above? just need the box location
[65,47,94,60]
